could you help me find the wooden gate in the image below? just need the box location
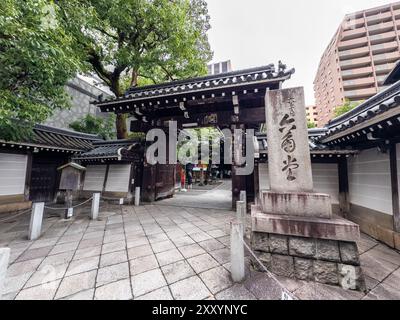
[155,164,176,200]
[29,158,61,202]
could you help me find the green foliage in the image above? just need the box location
[0,0,82,140]
[334,99,363,117]
[56,0,213,138]
[69,114,116,140]
[307,122,317,129]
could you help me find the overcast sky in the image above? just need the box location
[206,0,394,106]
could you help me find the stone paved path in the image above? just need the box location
[0,184,400,300]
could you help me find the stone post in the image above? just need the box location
[240,190,247,213]
[230,220,245,283]
[91,193,100,220]
[0,248,10,299]
[135,187,141,207]
[250,87,364,291]
[29,202,44,241]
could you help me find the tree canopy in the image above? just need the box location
[56,0,213,138]
[0,0,81,140]
[334,99,363,117]
[69,113,116,140]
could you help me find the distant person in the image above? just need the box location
[186,163,194,190]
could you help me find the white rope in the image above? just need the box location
[44,197,93,211]
[0,208,31,223]
[234,224,297,300]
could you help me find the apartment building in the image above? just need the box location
[306,105,319,126]
[207,60,232,75]
[314,2,400,126]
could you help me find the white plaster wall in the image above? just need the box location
[312,163,339,204]
[105,164,131,193]
[258,162,339,204]
[348,148,392,215]
[83,165,107,191]
[0,153,28,196]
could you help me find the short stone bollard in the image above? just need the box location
[29,202,44,241]
[91,193,100,220]
[0,248,10,299]
[230,220,245,283]
[236,201,246,223]
[240,190,247,213]
[135,187,140,207]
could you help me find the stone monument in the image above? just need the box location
[251,87,365,291]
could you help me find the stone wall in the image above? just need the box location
[251,232,365,291]
[45,77,112,129]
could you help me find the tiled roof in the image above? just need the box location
[320,80,400,142]
[93,63,295,108]
[0,124,102,153]
[73,140,142,161]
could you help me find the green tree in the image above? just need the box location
[0,0,82,140]
[56,0,213,139]
[69,114,116,140]
[307,122,317,129]
[334,99,363,117]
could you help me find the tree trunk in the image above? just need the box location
[116,113,128,139]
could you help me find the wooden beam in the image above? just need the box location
[389,143,400,232]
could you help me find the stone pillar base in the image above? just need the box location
[251,207,366,291]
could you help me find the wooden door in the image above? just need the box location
[29,159,59,202]
[155,164,176,200]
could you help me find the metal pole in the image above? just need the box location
[29,202,44,240]
[135,187,140,207]
[0,248,10,299]
[230,219,245,283]
[91,193,100,220]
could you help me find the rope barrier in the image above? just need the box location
[234,223,297,300]
[44,197,93,211]
[0,208,31,223]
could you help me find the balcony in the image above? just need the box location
[344,87,377,100]
[369,31,396,45]
[373,51,400,64]
[367,21,394,35]
[338,37,368,51]
[343,17,365,31]
[338,46,370,60]
[341,27,367,41]
[341,66,374,80]
[370,41,399,54]
[340,56,371,70]
[342,77,376,89]
[366,11,393,25]
[374,62,396,74]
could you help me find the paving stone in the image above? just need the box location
[161,260,195,284]
[66,256,100,276]
[199,266,233,294]
[40,251,74,267]
[127,244,153,260]
[179,244,206,259]
[78,238,103,249]
[198,239,225,252]
[360,252,398,282]
[190,232,212,242]
[172,236,195,247]
[130,255,159,275]
[215,284,257,300]
[16,246,53,262]
[147,233,169,244]
[61,288,94,300]
[95,279,132,300]
[3,271,34,295]
[209,248,230,264]
[127,237,149,249]
[102,240,126,255]
[207,229,227,238]
[135,286,173,300]
[100,250,128,268]
[15,280,61,300]
[363,282,400,300]
[294,281,364,300]
[187,253,219,274]
[169,275,211,300]
[103,233,125,244]
[151,240,176,254]
[131,269,167,297]
[368,245,400,266]
[244,274,283,300]
[25,263,69,288]
[30,238,59,250]
[74,246,102,260]
[58,233,83,244]
[7,258,43,277]
[156,249,184,266]
[382,268,400,290]
[96,262,129,287]
[55,270,97,299]
[49,242,79,256]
